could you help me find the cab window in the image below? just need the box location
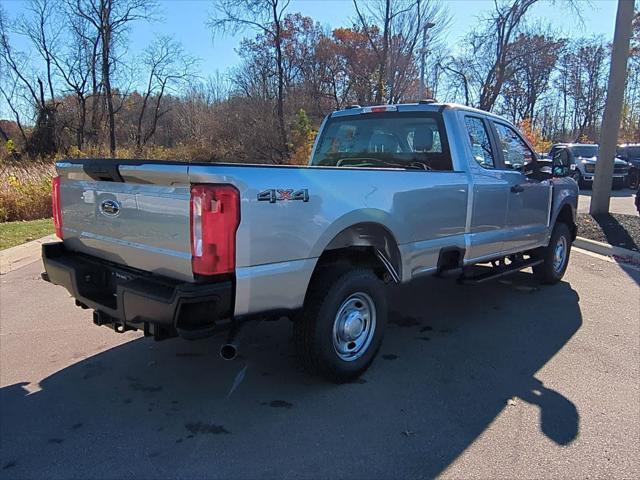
[311,112,453,171]
[493,122,536,172]
[464,116,495,169]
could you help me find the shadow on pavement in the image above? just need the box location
[0,272,582,479]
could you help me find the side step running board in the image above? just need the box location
[459,258,543,285]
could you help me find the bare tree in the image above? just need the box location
[0,3,57,155]
[352,0,449,104]
[69,0,157,156]
[210,0,291,161]
[135,35,197,150]
[475,0,540,111]
[16,0,61,103]
[48,5,101,150]
[501,31,566,122]
[0,78,30,147]
[439,56,471,105]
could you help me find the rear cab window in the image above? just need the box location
[464,116,495,169]
[310,111,453,171]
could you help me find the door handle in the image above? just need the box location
[510,184,524,193]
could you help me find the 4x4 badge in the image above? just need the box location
[258,189,309,203]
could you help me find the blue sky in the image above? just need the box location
[2,0,620,83]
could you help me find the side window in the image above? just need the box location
[493,122,535,172]
[464,116,495,168]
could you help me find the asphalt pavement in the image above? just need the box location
[578,188,638,215]
[0,251,639,479]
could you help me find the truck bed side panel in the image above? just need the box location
[189,165,468,312]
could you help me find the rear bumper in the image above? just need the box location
[42,243,233,336]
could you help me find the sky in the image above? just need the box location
[1,0,620,84]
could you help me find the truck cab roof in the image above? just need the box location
[330,102,508,123]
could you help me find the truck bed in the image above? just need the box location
[56,158,470,306]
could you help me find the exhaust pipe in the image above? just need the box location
[219,322,243,361]
[220,343,238,361]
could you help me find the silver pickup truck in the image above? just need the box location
[42,102,578,382]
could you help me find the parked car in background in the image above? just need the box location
[549,143,629,189]
[617,144,640,189]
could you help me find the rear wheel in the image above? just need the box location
[294,267,387,383]
[532,223,572,284]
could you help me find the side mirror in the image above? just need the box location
[552,165,569,177]
[551,150,571,177]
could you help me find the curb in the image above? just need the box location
[0,234,58,275]
[574,236,640,265]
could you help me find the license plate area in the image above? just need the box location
[76,262,134,310]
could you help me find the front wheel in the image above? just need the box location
[613,178,625,190]
[294,267,387,383]
[532,223,572,284]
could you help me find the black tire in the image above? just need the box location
[294,267,387,383]
[532,223,572,284]
[612,178,624,190]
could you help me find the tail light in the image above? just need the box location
[52,176,63,239]
[190,184,240,276]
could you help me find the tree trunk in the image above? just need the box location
[136,93,150,151]
[375,0,391,104]
[591,0,634,214]
[273,2,288,161]
[77,95,86,150]
[143,83,167,147]
[0,124,8,142]
[101,2,116,157]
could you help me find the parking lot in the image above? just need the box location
[1,250,639,479]
[578,189,638,215]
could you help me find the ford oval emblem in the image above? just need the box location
[100,199,121,216]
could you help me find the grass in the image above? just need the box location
[0,218,54,250]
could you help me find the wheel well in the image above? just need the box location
[312,223,402,283]
[555,204,577,240]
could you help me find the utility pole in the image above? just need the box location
[590,0,634,215]
[418,22,436,100]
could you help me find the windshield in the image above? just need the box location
[619,146,640,159]
[570,145,599,158]
[310,112,453,171]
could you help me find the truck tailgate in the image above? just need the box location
[57,161,193,281]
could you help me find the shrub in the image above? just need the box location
[0,161,56,222]
[289,109,316,165]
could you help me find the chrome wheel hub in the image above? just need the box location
[340,312,365,341]
[553,236,567,274]
[332,292,376,362]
